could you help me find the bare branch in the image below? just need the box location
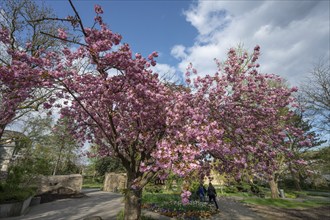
[40,31,88,47]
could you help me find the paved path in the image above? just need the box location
[5,190,124,220]
[4,190,264,220]
[213,197,263,220]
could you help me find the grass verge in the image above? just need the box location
[82,182,103,189]
[242,198,330,209]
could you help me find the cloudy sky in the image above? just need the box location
[44,0,329,87]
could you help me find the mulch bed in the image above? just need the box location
[39,193,87,204]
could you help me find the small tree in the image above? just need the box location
[17,115,81,176]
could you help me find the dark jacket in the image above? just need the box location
[207,184,217,197]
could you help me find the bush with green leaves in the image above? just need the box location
[144,183,163,193]
[0,182,36,203]
[0,161,38,203]
[142,193,180,204]
[223,185,239,193]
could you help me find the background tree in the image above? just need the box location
[185,47,310,199]
[94,156,125,176]
[12,115,82,176]
[285,112,326,190]
[302,145,330,189]
[300,58,330,138]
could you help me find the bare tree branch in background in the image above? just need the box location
[299,58,330,140]
[0,0,71,56]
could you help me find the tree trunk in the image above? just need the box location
[124,188,142,220]
[53,144,64,175]
[0,126,4,141]
[269,176,279,199]
[124,172,142,220]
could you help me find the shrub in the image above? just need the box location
[223,185,238,193]
[235,182,251,192]
[0,182,35,203]
[144,183,163,193]
[142,193,180,204]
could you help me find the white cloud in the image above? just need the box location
[150,63,182,84]
[171,45,187,60]
[173,1,330,86]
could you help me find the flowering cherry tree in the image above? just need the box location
[0,0,67,141]
[0,29,45,140]
[9,2,205,219]
[0,1,312,218]
[185,46,312,198]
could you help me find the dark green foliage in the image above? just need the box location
[223,185,239,193]
[82,177,103,189]
[144,183,163,193]
[142,193,180,204]
[18,115,82,176]
[235,182,251,192]
[188,181,203,201]
[0,166,36,203]
[94,156,125,176]
[311,146,330,173]
[249,183,265,198]
[0,183,35,203]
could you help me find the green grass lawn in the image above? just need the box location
[82,182,103,188]
[142,192,180,204]
[242,198,330,209]
[82,178,103,189]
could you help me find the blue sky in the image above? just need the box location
[43,0,196,69]
[42,0,329,87]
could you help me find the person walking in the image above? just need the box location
[197,183,206,202]
[207,182,219,210]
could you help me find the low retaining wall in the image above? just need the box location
[35,174,83,195]
[0,196,32,218]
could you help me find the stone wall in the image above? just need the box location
[35,174,83,195]
[103,173,127,192]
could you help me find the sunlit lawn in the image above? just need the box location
[82,177,103,189]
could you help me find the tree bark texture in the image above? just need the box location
[124,172,142,220]
[269,176,279,199]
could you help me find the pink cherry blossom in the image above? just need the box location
[94,4,103,14]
